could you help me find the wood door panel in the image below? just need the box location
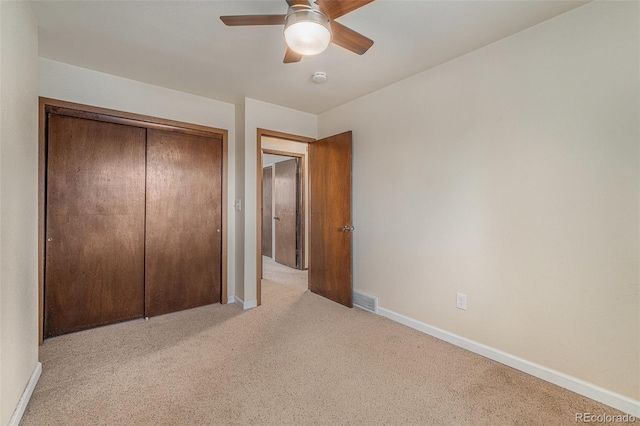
[309,131,353,307]
[274,159,298,269]
[45,115,146,337]
[145,129,222,317]
[262,167,273,258]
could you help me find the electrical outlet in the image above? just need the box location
[456,293,467,310]
[234,199,242,211]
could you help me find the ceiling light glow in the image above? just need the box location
[284,8,331,56]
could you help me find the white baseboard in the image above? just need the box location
[378,306,640,418]
[234,296,244,309]
[227,295,236,304]
[8,361,42,426]
[243,299,258,309]
[233,296,258,310]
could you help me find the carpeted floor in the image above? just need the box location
[262,255,308,288]
[23,275,630,425]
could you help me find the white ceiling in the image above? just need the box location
[30,0,587,114]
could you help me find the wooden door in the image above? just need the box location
[262,166,273,258]
[45,115,146,337]
[274,158,298,269]
[145,129,222,317]
[309,131,353,307]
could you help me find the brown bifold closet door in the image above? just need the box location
[145,129,222,317]
[44,115,146,337]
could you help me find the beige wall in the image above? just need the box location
[262,137,310,269]
[243,98,316,304]
[319,1,639,400]
[3,1,636,419]
[0,1,39,423]
[39,58,237,301]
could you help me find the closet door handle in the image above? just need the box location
[273,217,280,220]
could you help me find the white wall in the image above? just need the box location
[39,58,237,300]
[263,154,294,164]
[234,102,245,301]
[319,1,639,401]
[243,98,316,304]
[262,138,310,269]
[0,1,40,423]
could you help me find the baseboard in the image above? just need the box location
[8,361,42,426]
[227,295,236,304]
[243,299,258,309]
[234,296,244,309]
[233,296,258,310]
[378,306,640,418]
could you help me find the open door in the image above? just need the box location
[274,158,299,269]
[309,131,353,307]
[262,166,273,258]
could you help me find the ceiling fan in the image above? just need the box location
[220,0,375,63]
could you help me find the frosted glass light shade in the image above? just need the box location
[284,9,331,56]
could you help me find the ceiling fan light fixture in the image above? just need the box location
[284,8,331,56]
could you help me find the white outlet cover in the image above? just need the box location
[456,293,467,310]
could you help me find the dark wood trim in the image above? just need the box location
[38,98,47,345]
[258,129,315,144]
[256,128,314,306]
[297,156,306,271]
[262,149,306,272]
[262,148,304,158]
[45,105,223,140]
[221,130,228,305]
[257,133,262,307]
[38,97,229,344]
[40,98,227,138]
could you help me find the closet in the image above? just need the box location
[42,102,224,338]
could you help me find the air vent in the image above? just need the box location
[353,290,378,313]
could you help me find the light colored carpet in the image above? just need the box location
[23,279,630,425]
[262,255,308,288]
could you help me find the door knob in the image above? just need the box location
[47,238,53,242]
[340,225,355,232]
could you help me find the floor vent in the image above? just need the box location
[353,290,378,313]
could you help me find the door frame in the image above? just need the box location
[256,129,314,306]
[38,97,229,344]
[262,150,305,270]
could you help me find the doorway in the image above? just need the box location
[261,138,310,293]
[256,129,354,309]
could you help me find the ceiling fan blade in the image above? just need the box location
[284,47,303,63]
[220,15,286,26]
[287,0,311,6]
[315,0,374,20]
[330,21,373,55]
